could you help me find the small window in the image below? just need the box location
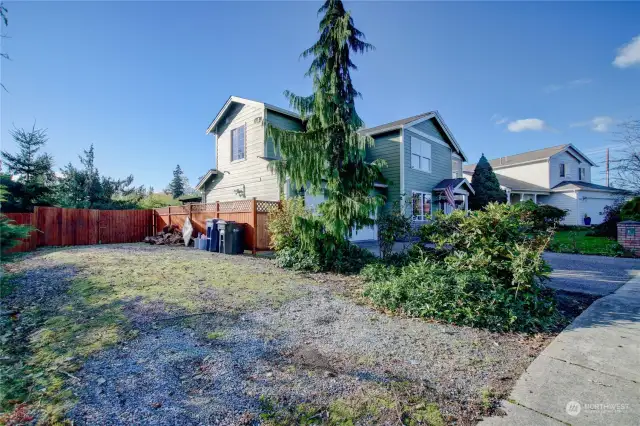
[579,167,585,181]
[559,163,565,178]
[411,137,432,173]
[231,126,245,161]
[412,191,432,221]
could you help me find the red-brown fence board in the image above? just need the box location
[3,213,37,253]
[153,199,279,253]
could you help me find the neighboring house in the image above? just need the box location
[463,144,626,225]
[196,96,472,241]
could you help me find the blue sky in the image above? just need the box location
[2,1,639,189]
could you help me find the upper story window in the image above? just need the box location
[452,159,460,178]
[412,191,432,221]
[579,167,585,181]
[231,125,246,161]
[411,137,431,173]
[559,163,565,178]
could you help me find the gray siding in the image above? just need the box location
[366,130,401,210]
[404,128,453,197]
[411,118,448,142]
[264,110,303,159]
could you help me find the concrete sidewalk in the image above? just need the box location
[482,274,640,425]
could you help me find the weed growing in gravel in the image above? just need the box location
[258,381,444,426]
[206,330,226,340]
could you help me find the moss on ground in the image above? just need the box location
[259,381,444,426]
[0,246,309,424]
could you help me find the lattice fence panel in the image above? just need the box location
[219,200,252,212]
[257,200,280,213]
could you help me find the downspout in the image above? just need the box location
[399,127,405,208]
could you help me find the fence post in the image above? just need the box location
[33,206,40,247]
[188,203,193,224]
[251,197,257,255]
[168,206,172,227]
[215,201,220,219]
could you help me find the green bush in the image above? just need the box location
[268,197,375,274]
[519,200,567,231]
[621,196,640,221]
[377,200,413,259]
[366,203,558,332]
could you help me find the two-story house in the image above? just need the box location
[196,96,472,241]
[463,144,625,225]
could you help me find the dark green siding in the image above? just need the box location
[366,130,401,210]
[404,127,452,214]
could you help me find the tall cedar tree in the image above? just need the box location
[1,126,56,211]
[267,0,385,253]
[168,164,186,198]
[468,154,507,210]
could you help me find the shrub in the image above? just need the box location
[621,196,640,221]
[0,185,33,254]
[268,197,375,274]
[367,203,558,332]
[519,201,567,231]
[376,200,413,260]
[589,202,622,238]
[267,197,309,252]
[365,261,556,331]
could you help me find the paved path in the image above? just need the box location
[482,274,640,425]
[545,252,640,296]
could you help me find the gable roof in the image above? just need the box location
[464,143,597,172]
[361,111,468,161]
[195,169,218,190]
[206,96,300,134]
[551,181,627,193]
[433,178,475,195]
[359,113,432,136]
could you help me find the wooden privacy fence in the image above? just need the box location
[2,207,153,253]
[154,198,280,253]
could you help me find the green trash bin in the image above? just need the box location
[217,220,244,254]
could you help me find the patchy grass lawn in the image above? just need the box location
[1,244,589,425]
[549,229,624,256]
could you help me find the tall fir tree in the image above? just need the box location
[468,154,507,210]
[1,126,56,211]
[168,164,185,199]
[267,0,385,253]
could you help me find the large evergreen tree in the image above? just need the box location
[267,0,384,253]
[469,154,507,210]
[167,164,186,198]
[1,126,56,211]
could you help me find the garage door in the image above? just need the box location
[579,192,620,225]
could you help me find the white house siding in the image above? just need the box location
[549,151,592,188]
[576,191,622,225]
[205,103,280,202]
[494,161,550,188]
[546,191,579,225]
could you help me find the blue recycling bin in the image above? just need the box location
[206,219,220,252]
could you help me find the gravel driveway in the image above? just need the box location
[544,252,640,296]
[1,245,588,425]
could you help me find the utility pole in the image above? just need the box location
[606,148,610,187]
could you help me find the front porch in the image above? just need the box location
[505,190,550,205]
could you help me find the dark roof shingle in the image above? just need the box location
[463,144,570,171]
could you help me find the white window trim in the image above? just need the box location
[230,124,247,163]
[579,167,585,181]
[410,136,432,174]
[412,191,432,221]
[559,162,566,178]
